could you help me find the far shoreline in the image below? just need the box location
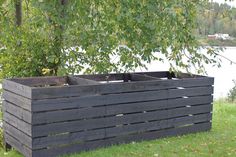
[199,38,236,47]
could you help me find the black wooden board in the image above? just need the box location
[32,104,212,137]
[32,122,211,157]
[30,77,214,99]
[3,112,31,136]
[31,113,212,149]
[2,71,214,157]
[30,95,213,124]
[31,86,213,112]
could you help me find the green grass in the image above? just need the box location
[0,101,236,157]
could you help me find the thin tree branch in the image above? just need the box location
[214,51,236,65]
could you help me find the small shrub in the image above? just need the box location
[227,80,236,102]
[0,128,3,148]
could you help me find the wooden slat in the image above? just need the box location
[76,71,169,81]
[2,101,32,123]
[106,113,212,138]
[32,122,211,157]
[4,133,32,157]
[31,86,213,112]
[32,113,212,149]
[3,122,32,149]
[67,76,99,85]
[136,71,169,78]
[32,95,213,124]
[32,104,212,137]
[30,77,214,99]
[106,95,213,115]
[10,76,67,87]
[3,112,32,136]
[2,79,32,99]
[2,91,32,111]
[175,73,205,79]
[130,74,161,81]
[77,73,125,81]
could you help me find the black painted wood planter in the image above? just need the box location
[2,71,214,157]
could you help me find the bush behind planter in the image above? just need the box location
[228,80,236,102]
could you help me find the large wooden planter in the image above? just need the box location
[2,71,214,157]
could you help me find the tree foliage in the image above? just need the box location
[228,80,236,102]
[197,2,236,37]
[0,0,220,78]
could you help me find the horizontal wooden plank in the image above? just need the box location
[2,79,32,99]
[32,122,211,157]
[76,71,169,81]
[76,73,126,81]
[32,104,212,137]
[9,76,67,87]
[3,112,32,136]
[67,76,99,85]
[105,113,212,138]
[32,95,213,124]
[175,72,206,79]
[31,77,214,99]
[106,95,213,115]
[2,91,32,111]
[32,113,212,149]
[130,74,161,81]
[2,101,32,123]
[136,71,170,78]
[3,122,32,149]
[31,86,213,112]
[4,133,32,157]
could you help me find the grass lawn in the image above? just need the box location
[0,100,235,157]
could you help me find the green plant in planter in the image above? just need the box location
[0,0,221,78]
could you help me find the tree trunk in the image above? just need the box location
[15,0,22,26]
[51,0,68,75]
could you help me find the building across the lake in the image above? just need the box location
[208,33,231,40]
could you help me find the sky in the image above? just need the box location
[212,0,236,7]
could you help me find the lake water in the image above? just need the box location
[137,47,236,99]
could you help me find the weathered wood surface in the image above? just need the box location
[67,76,99,85]
[2,71,214,157]
[30,86,213,112]
[3,111,31,136]
[2,94,213,125]
[31,95,213,124]
[130,74,162,81]
[31,104,212,137]
[32,122,211,157]
[4,112,211,150]
[30,77,213,99]
[2,79,32,99]
[2,91,32,111]
[9,76,67,86]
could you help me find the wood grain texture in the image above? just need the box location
[31,95,213,124]
[67,76,99,85]
[2,71,214,157]
[2,91,32,111]
[32,113,212,149]
[30,77,214,99]
[32,104,212,137]
[31,86,213,112]
[32,122,211,157]
[2,79,32,99]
